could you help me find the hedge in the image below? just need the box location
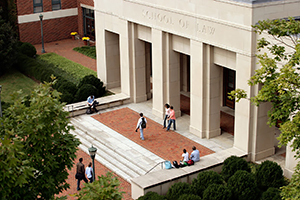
[37,53,97,84]
[166,182,192,200]
[221,156,251,182]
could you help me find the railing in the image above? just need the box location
[145,161,166,175]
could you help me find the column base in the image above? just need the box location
[189,125,205,139]
[284,168,295,179]
[249,147,275,161]
[133,94,147,103]
[152,107,164,119]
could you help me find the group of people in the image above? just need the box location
[75,158,94,191]
[181,146,200,163]
[163,103,176,131]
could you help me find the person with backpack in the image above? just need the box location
[135,113,147,140]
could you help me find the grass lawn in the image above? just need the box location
[37,53,97,83]
[73,46,96,59]
[0,68,38,102]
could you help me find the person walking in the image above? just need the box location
[166,106,176,131]
[163,103,170,128]
[85,162,93,183]
[135,113,147,140]
[76,158,88,191]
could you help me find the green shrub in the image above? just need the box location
[37,53,97,83]
[202,184,232,200]
[73,46,96,59]
[60,91,74,104]
[166,182,192,200]
[221,156,251,182]
[19,42,37,58]
[137,191,165,200]
[191,170,224,197]
[178,194,201,200]
[255,160,285,191]
[261,187,281,200]
[58,82,77,96]
[78,75,106,97]
[75,84,98,102]
[227,170,259,200]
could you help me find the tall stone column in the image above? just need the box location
[190,40,221,138]
[119,19,131,96]
[95,12,107,85]
[128,22,147,103]
[284,141,297,178]
[234,54,275,161]
[152,29,165,118]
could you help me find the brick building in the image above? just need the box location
[16,0,94,44]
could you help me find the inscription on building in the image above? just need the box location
[142,9,215,35]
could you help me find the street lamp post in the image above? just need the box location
[0,85,2,117]
[39,14,46,53]
[88,145,97,182]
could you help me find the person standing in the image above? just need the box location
[166,106,176,131]
[135,113,147,140]
[163,103,170,128]
[76,158,88,191]
[85,162,93,183]
[190,146,200,162]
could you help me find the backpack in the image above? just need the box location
[173,161,180,168]
[141,118,146,128]
[165,161,172,169]
[86,107,92,114]
[187,159,194,166]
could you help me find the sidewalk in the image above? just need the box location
[34,39,97,72]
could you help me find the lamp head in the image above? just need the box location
[39,14,43,20]
[88,145,97,157]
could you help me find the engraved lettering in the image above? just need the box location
[197,23,215,35]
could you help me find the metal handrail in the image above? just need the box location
[145,160,166,175]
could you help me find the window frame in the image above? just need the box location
[33,0,43,13]
[52,0,61,11]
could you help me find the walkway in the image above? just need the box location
[34,39,97,72]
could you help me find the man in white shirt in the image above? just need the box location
[135,113,147,140]
[85,162,93,183]
[190,146,200,162]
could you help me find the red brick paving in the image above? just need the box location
[34,39,97,72]
[92,107,215,162]
[57,148,132,200]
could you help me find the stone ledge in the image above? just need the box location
[63,93,131,117]
[131,147,247,199]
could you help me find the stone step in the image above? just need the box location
[70,129,141,182]
[70,116,165,182]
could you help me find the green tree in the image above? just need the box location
[0,16,18,75]
[0,79,80,199]
[0,136,35,199]
[229,17,300,199]
[74,172,124,200]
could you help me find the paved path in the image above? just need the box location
[34,39,97,72]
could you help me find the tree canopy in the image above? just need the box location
[0,79,80,199]
[230,17,300,199]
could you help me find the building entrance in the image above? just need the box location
[83,8,95,41]
[223,68,236,109]
[180,54,190,115]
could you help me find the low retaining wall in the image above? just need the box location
[63,93,131,117]
[131,147,248,199]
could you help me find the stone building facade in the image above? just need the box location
[94,0,299,179]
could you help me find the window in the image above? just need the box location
[33,0,43,13]
[52,0,61,10]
